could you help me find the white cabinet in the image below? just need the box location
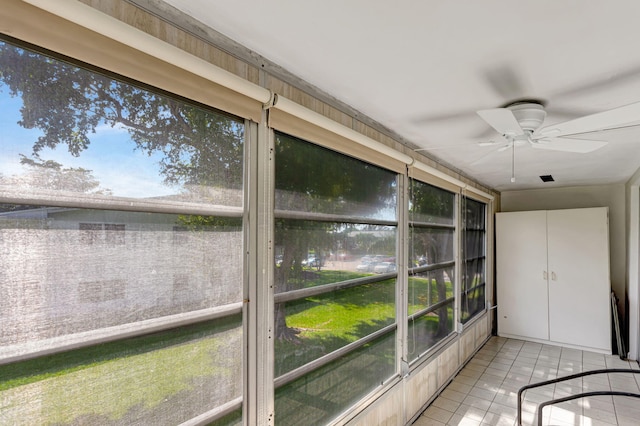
[496,207,611,353]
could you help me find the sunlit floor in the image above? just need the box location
[413,336,640,426]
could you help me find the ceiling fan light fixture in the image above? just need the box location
[507,103,547,132]
[475,99,631,184]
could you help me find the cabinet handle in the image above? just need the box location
[543,271,548,280]
[551,272,557,281]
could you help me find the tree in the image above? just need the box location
[274,133,397,341]
[0,39,454,351]
[0,41,243,190]
[409,180,455,337]
[0,156,110,194]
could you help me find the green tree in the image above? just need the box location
[0,39,455,351]
[409,179,455,337]
[0,41,243,189]
[0,156,110,194]
[274,133,397,341]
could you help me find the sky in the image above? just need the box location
[0,91,177,198]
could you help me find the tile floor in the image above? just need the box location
[413,336,640,426]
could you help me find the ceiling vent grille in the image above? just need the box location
[540,175,555,182]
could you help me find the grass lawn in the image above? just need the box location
[0,318,241,425]
[275,270,453,375]
[1,269,458,424]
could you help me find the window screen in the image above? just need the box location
[0,38,245,425]
[273,132,398,425]
[407,179,456,362]
[460,196,487,323]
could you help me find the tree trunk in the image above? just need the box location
[434,268,450,337]
[274,229,306,343]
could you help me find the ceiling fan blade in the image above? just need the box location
[530,137,608,153]
[477,108,524,136]
[496,143,512,152]
[538,101,640,138]
[411,109,476,124]
[544,105,599,120]
[553,66,640,98]
[470,143,510,165]
[414,141,483,151]
[482,64,529,100]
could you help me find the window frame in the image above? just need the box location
[406,177,458,364]
[271,130,401,423]
[0,35,249,424]
[0,3,498,421]
[459,195,488,325]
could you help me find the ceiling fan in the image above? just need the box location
[475,99,640,182]
[475,100,640,153]
[413,63,640,126]
[412,63,640,182]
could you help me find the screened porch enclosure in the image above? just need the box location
[0,6,494,424]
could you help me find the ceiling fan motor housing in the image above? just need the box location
[507,102,546,132]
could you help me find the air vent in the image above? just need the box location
[540,175,555,182]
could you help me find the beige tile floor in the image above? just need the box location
[413,336,640,426]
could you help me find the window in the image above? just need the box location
[78,279,126,303]
[273,132,398,425]
[0,24,495,425]
[407,179,456,362]
[460,196,487,323]
[80,222,125,245]
[0,38,245,425]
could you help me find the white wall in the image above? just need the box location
[625,173,640,361]
[500,184,627,323]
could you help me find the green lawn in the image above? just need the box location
[1,269,456,424]
[275,270,453,375]
[0,318,241,425]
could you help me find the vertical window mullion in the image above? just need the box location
[455,191,462,332]
[397,172,409,376]
[244,119,262,426]
[250,123,276,425]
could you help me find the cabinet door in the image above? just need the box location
[496,211,549,340]
[547,208,611,351]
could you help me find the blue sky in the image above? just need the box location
[0,92,176,198]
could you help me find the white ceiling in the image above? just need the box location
[160,0,640,192]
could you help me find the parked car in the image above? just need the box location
[302,257,324,268]
[373,262,397,273]
[356,260,376,272]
